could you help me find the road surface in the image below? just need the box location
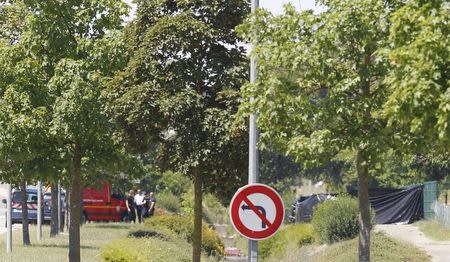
[376,224,450,262]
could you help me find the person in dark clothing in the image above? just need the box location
[125,190,136,223]
[142,192,150,219]
[148,192,156,217]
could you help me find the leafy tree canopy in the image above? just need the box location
[383,0,449,150]
[110,0,250,197]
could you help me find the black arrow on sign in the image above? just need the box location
[241,204,267,228]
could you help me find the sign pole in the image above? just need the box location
[57,182,61,232]
[37,181,42,241]
[6,184,12,254]
[249,0,259,261]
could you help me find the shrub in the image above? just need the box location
[202,225,225,257]
[145,213,224,256]
[157,191,181,213]
[312,196,369,244]
[259,223,314,259]
[102,238,147,262]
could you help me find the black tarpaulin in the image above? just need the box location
[288,194,331,222]
[369,185,424,224]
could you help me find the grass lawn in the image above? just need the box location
[0,223,134,262]
[416,220,450,241]
[271,232,430,262]
[310,232,430,262]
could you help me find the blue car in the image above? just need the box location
[2,188,43,224]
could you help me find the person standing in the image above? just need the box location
[134,189,145,223]
[142,192,150,219]
[126,190,136,223]
[148,192,156,217]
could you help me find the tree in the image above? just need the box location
[0,34,50,245]
[237,2,405,261]
[109,1,249,260]
[1,1,130,260]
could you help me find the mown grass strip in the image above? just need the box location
[416,220,450,241]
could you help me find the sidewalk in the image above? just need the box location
[375,224,450,262]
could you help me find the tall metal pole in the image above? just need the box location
[248,1,259,261]
[6,184,12,254]
[37,181,42,241]
[57,182,61,232]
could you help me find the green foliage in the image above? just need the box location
[159,171,191,197]
[180,186,195,215]
[259,150,301,192]
[109,0,249,201]
[102,238,146,262]
[145,213,225,256]
[202,193,228,225]
[157,191,181,213]
[237,1,396,169]
[383,0,449,149]
[280,189,297,221]
[312,197,363,244]
[146,214,193,241]
[259,223,314,260]
[109,3,250,258]
[201,225,225,257]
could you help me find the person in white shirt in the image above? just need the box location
[134,189,146,223]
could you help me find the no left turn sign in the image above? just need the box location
[229,184,284,240]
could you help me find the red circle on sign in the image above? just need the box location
[229,184,284,240]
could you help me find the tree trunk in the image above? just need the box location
[69,145,82,262]
[192,171,203,262]
[20,180,31,246]
[50,183,59,237]
[356,150,371,262]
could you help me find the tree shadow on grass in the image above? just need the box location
[128,230,170,241]
[87,223,131,230]
[29,244,99,250]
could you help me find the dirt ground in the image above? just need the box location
[375,224,450,262]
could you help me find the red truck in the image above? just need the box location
[82,181,128,222]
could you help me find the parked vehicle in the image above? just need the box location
[43,189,66,223]
[2,188,43,225]
[82,181,128,222]
[2,182,127,224]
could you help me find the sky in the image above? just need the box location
[123,0,324,20]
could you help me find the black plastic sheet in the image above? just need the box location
[288,194,331,222]
[369,185,424,224]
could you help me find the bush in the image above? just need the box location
[145,213,225,256]
[102,238,148,262]
[157,191,181,213]
[259,223,314,259]
[202,225,225,257]
[312,196,369,244]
